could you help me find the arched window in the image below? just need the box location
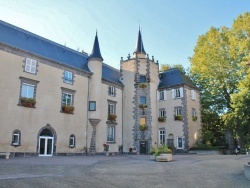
[12,129,21,146]
[69,134,75,148]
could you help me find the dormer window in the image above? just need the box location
[24,58,37,74]
[64,71,73,84]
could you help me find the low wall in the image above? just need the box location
[189,150,223,155]
[244,163,250,181]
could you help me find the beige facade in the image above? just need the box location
[0,21,201,156]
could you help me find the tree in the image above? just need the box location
[160,64,186,74]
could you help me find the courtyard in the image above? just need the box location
[0,154,249,188]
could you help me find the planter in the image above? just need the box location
[175,115,183,121]
[20,97,36,107]
[139,104,147,110]
[158,117,166,122]
[156,154,173,162]
[192,116,198,121]
[244,163,250,181]
[139,124,148,131]
[150,154,156,160]
[62,105,74,114]
[139,83,148,88]
[108,114,117,122]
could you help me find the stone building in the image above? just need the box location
[0,20,201,156]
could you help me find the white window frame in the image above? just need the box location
[176,108,182,116]
[62,92,73,106]
[177,137,184,149]
[25,58,37,74]
[191,90,196,100]
[192,109,197,117]
[64,71,73,84]
[157,90,167,101]
[159,129,166,145]
[107,126,115,142]
[108,103,115,115]
[109,86,115,96]
[172,87,183,99]
[21,83,35,98]
[13,133,20,145]
[69,135,75,147]
[159,109,166,117]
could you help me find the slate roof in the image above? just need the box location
[158,68,198,90]
[88,32,103,61]
[134,29,146,54]
[102,63,123,86]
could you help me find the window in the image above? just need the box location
[140,96,146,104]
[140,75,146,83]
[167,134,174,147]
[108,100,116,115]
[159,109,166,117]
[12,130,21,146]
[108,86,115,96]
[160,91,164,100]
[192,108,197,117]
[89,101,96,111]
[175,108,182,116]
[62,93,73,105]
[191,90,196,100]
[157,90,167,101]
[140,117,146,125]
[64,71,73,84]
[107,126,115,142]
[172,88,183,99]
[21,83,34,98]
[159,129,165,145]
[69,134,75,148]
[24,58,37,74]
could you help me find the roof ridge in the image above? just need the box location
[0,20,88,57]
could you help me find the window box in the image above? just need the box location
[20,97,36,108]
[139,83,148,88]
[158,116,166,122]
[192,116,198,122]
[108,114,117,122]
[139,104,147,110]
[139,124,149,131]
[175,115,183,121]
[62,105,74,114]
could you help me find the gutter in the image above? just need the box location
[85,76,90,155]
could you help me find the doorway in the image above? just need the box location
[140,141,148,154]
[39,129,54,156]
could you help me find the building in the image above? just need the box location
[0,20,201,156]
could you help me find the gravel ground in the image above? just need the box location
[0,154,249,188]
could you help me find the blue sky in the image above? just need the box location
[0,0,249,69]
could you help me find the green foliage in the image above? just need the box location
[149,146,156,155]
[158,116,166,122]
[155,145,172,156]
[61,105,74,114]
[189,146,226,151]
[20,97,36,107]
[139,124,148,131]
[160,64,186,74]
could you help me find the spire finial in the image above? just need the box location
[88,31,103,61]
[134,27,146,55]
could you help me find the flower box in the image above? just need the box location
[175,115,183,121]
[139,124,148,131]
[20,97,36,108]
[62,105,74,114]
[139,83,148,88]
[192,116,197,121]
[158,116,166,122]
[139,104,147,110]
[108,114,117,122]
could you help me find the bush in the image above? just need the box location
[149,146,156,155]
[155,145,172,156]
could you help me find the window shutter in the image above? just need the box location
[164,90,167,100]
[157,91,160,101]
[193,90,196,100]
[171,89,175,99]
[180,87,184,98]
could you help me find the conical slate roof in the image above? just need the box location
[88,32,103,61]
[134,28,146,54]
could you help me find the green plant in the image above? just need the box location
[175,115,183,121]
[158,116,166,122]
[192,116,198,121]
[139,104,147,110]
[62,105,74,114]
[155,145,172,156]
[108,114,117,122]
[20,97,36,107]
[139,124,148,131]
[139,83,148,88]
[149,146,156,155]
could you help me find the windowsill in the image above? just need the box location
[17,104,36,108]
[24,70,36,75]
[106,121,117,125]
[12,144,21,147]
[60,111,74,115]
[69,146,76,148]
[63,81,73,85]
[106,142,116,144]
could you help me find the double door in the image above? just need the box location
[39,136,54,156]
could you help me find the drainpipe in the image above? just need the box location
[122,87,124,153]
[85,76,90,155]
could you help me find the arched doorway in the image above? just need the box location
[37,125,56,156]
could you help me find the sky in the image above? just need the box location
[0,0,249,70]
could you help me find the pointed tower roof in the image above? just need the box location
[88,31,103,61]
[134,28,146,55]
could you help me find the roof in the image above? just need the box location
[88,32,103,61]
[158,68,198,90]
[0,20,91,73]
[134,29,146,54]
[102,63,123,86]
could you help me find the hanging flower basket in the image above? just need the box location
[158,116,166,122]
[139,83,148,88]
[62,105,74,114]
[108,114,117,122]
[139,124,149,131]
[174,115,183,121]
[192,116,198,121]
[20,97,36,107]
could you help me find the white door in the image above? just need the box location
[39,136,54,156]
[177,137,183,149]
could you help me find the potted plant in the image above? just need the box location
[192,116,198,121]
[108,114,117,122]
[175,115,183,121]
[20,97,36,107]
[155,145,173,162]
[139,124,149,131]
[139,83,148,88]
[158,116,166,122]
[139,104,147,110]
[149,146,156,160]
[62,105,74,114]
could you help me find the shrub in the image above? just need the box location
[139,124,148,131]
[149,146,156,155]
[155,145,172,156]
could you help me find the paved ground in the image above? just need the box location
[0,154,249,188]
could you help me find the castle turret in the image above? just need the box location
[133,28,146,58]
